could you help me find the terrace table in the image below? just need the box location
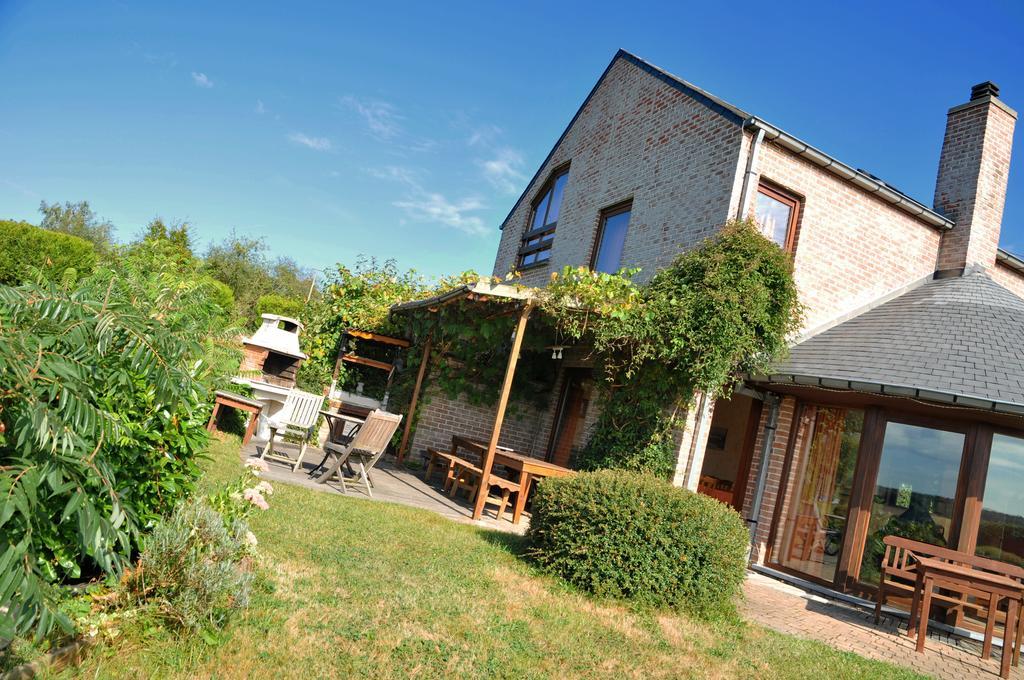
[451,435,574,524]
[909,555,1023,678]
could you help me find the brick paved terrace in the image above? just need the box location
[743,571,1022,679]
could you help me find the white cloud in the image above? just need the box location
[340,95,403,140]
[467,123,503,147]
[394,193,487,236]
[143,51,178,69]
[287,132,333,152]
[255,99,265,114]
[0,178,38,199]
[480,147,526,194]
[191,71,214,88]
[371,165,487,236]
[368,165,420,185]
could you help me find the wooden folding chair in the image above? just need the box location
[260,388,323,471]
[315,410,403,497]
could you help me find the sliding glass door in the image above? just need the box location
[858,421,966,584]
[976,433,1024,567]
[772,407,863,584]
[769,402,1024,594]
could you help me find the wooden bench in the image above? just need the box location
[875,536,1024,652]
[447,456,483,499]
[424,447,458,484]
[423,447,522,520]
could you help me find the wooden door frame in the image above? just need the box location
[545,367,591,463]
[730,397,764,514]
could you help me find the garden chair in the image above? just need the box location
[260,388,323,471]
[308,410,365,477]
[315,410,403,497]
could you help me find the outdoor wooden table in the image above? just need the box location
[909,554,1023,678]
[207,390,263,445]
[451,435,574,524]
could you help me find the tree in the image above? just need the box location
[39,200,115,254]
[203,233,274,320]
[140,217,194,263]
[203,232,316,325]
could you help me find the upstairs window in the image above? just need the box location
[754,183,800,251]
[518,167,569,268]
[591,202,632,274]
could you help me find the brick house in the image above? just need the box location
[408,49,1024,603]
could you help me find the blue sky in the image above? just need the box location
[2,1,1023,277]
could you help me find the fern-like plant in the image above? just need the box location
[0,275,210,639]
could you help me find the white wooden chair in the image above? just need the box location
[260,388,323,471]
[315,410,403,497]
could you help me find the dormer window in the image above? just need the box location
[754,182,800,251]
[518,167,569,268]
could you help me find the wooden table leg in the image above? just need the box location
[207,401,221,433]
[511,472,531,525]
[916,576,933,653]
[242,408,260,446]
[1014,597,1022,667]
[1002,597,1018,679]
[983,591,997,660]
[907,567,925,638]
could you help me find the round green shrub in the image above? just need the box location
[0,219,97,285]
[527,470,749,618]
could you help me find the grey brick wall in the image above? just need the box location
[492,58,745,286]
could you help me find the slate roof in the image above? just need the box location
[754,272,1024,414]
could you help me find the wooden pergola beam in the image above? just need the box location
[396,333,432,464]
[473,302,533,520]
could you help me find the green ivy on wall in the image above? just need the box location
[542,220,803,477]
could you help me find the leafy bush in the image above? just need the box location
[0,278,210,638]
[0,219,97,285]
[121,499,254,631]
[256,293,304,320]
[120,461,273,631]
[527,470,749,618]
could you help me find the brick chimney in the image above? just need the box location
[934,81,1017,273]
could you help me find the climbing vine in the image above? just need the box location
[541,219,803,476]
[301,220,801,477]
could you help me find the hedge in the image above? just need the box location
[0,219,97,285]
[527,470,749,618]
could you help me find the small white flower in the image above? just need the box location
[255,481,274,496]
[244,530,258,547]
[244,457,270,472]
[243,488,269,510]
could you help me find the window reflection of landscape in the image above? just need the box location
[978,433,1024,567]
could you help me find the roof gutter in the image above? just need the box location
[744,117,955,232]
[997,248,1024,275]
[750,372,1024,416]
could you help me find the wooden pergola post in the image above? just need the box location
[473,303,533,520]
[396,334,432,465]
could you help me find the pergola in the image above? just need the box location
[390,281,539,520]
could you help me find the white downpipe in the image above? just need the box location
[735,127,765,220]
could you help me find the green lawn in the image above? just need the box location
[49,437,925,679]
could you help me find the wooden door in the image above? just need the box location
[548,370,590,468]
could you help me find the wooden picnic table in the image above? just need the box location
[909,554,1023,678]
[451,435,574,524]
